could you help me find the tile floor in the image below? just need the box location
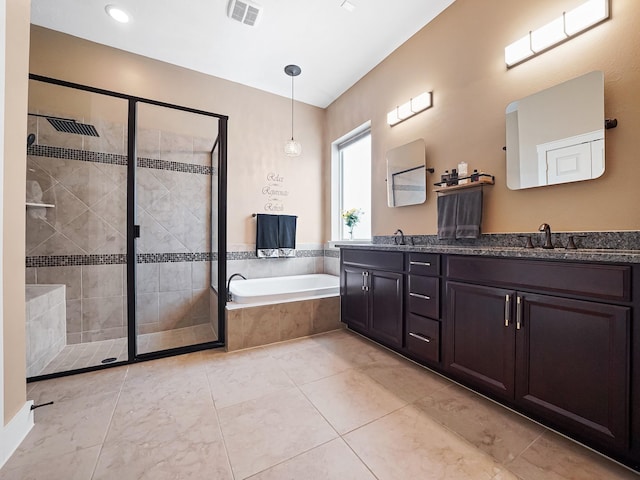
[36,324,217,376]
[4,329,638,480]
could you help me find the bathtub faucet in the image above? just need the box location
[227,273,247,302]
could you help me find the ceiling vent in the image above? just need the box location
[227,0,263,27]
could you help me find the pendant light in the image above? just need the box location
[284,64,302,157]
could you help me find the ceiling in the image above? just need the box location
[30,0,455,108]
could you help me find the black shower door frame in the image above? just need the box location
[28,74,228,379]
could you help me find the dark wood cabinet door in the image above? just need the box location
[341,266,369,332]
[446,282,516,400]
[516,293,630,450]
[369,270,404,348]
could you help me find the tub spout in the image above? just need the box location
[227,273,247,302]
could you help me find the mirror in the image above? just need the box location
[506,71,604,190]
[386,139,426,207]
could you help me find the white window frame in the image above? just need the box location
[330,121,371,241]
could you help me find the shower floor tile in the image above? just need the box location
[34,324,217,376]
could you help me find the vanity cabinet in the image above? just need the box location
[446,256,631,452]
[405,253,441,364]
[341,250,404,349]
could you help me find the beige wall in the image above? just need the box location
[3,0,29,423]
[29,26,326,246]
[325,0,640,236]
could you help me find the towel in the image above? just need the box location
[256,214,279,258]
[456,189,482,239]
[278,215,297,258]
[437,193,458,239]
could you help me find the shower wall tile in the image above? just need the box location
[41,183,89,229]
[191,262,211,289]
[83,119,125,155]
[36,266,82,300]
[60,210,123,254]
[26,218,56,254]
[193,136,213,167]
[67,332,81,345]
[136,168,169,210]
[26,267,36,284]
[136,128,160,159]
[160,130,193,164]
[158,290,193,330]
[82,326,125,343]
[94,162,127,188]
[92,186,127,236]
[33,156,83,180]
[29,232,86,256]
[136,209,188,254]
[82,264,124,298]
[27,156,57,193]
[57,162,118,208]
[66,299,82,334]
[82,296,124,332]
[136,292,159,325]
[136,263,159,293]
[210,290,219,338]
[159,262,192,292]
[191,289,210,323]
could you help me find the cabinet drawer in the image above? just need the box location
[408,275,439,318]
[342,249,404,271]
[406,252,440,276]
[447,256,631,302]
[406,314,440,364]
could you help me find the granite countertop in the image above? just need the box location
[335,242,640,264]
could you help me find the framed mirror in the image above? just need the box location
[386,139,426,207]
[506,71,604,190]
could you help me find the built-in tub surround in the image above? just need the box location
[25,284,66,377]
[25,111,218,344]
[225,274,341,351]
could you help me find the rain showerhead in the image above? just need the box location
[28,113,100,137]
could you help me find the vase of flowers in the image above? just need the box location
[342,208,363,240]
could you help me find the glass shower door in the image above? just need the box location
[135,103,219,355]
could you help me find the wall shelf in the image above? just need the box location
[433,174,494,193]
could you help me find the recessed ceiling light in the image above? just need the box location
[105,5,130,23]
[341,0,356,12]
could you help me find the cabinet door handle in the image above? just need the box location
[516,296,522,330]
[410,261,431,266]
[504,294,510,327]
[409,292,431,300]
[409,332,431,343]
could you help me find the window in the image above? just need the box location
[332,124,371,240]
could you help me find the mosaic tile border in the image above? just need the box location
[26,252,216,268]
[27,145,217,176]
[226,249,325,260]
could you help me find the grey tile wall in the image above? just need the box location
[26,114,216,346]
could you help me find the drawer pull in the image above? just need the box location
[409,292,431,300]
[409,332,431,343]
[504,294,510,327]
[516,296,522,330]
[410,261,431,266]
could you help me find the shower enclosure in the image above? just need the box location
[25,75,227,379]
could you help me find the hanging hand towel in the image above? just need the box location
[256,214,280,258]
[455,188,483,239]
[278,215,297,257]
[437,193,458,239]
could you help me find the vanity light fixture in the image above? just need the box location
[105,4,130,23]
[387,91,433,126]
[283,64,302,157]
[505,0,609,68]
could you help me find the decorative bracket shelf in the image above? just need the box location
[433,174,494,193]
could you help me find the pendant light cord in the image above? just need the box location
[290,74,295,141]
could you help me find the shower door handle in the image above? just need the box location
[133,225,141,238]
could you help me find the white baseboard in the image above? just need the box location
[0,401,34,469]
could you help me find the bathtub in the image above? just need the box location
[225,274,343,350]
[228,273,339,305]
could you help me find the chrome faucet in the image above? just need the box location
[394,229,405,245]
[538,223,553,249]
[226,273,247,302]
